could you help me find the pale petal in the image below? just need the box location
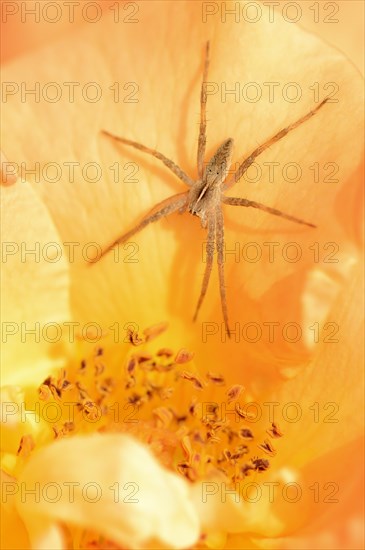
[1,183,70,386]
[191,479,283,539]
[23,520,64,550]
[17,434,200,549]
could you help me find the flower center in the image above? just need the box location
[37,325,281,488]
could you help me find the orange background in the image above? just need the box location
[1,1,364,74]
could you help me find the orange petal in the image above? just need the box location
[1,4,362,380]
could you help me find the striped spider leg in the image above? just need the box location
[99,41,328,337]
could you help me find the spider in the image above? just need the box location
[98,42,328,337]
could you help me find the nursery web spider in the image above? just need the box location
[98,42,328,337]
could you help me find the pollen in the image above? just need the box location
[35,324,280,489]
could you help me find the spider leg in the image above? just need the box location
[95,192,188,261]
[222,196,316,228]
[215,207,231,338]
[102,131,194,187]
[197,41,210,179]
[193,213,216,322]
[224,97,329,191]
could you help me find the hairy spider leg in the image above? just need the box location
[224,97,329,191]
[98,193,188,260]
[193,214,216,322]
[102,131,194,187]
[197,41,210,179]
[215,206,231,337]
[222,196,316,228]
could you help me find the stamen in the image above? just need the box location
[34,324,279,500]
